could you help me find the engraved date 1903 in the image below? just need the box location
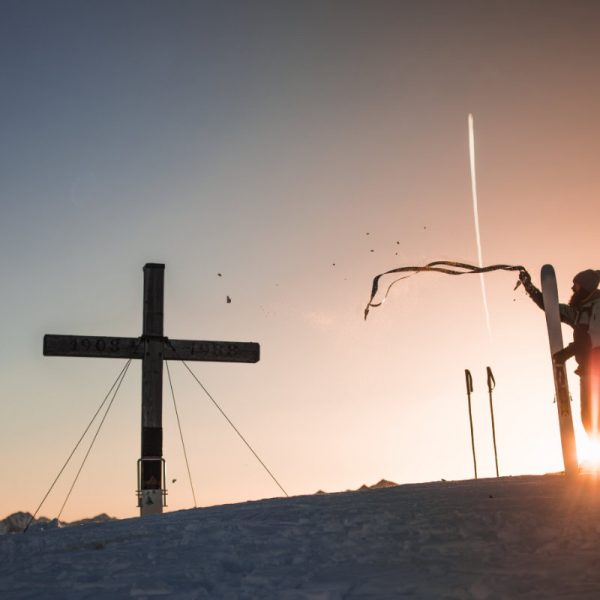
[69,337,122,353]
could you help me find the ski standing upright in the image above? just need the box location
[541,264,578,475]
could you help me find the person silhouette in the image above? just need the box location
[520,269,600,436]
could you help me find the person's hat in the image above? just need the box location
[573,269,600,292]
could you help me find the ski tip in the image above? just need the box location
[541,264,555,276]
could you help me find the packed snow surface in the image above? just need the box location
[3,474,600,599]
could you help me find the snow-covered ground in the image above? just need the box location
[2,474,600,599]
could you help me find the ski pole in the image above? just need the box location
[465,369,477,479]
[487,366,499,477]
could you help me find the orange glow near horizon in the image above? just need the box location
[591,370,600,438]
[577,435,600,472]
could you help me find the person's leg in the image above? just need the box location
[580,373,592,435]
[591,355,600,438]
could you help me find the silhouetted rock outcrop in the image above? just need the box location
[1,512,116,534]
[315,479,399,495]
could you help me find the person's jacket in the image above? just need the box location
[522,280,600,374]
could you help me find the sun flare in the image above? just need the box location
[578,436,600,471]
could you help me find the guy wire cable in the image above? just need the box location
[165,360,198,508]
[56,358,132,521]
[23,358,133,533]
[166,340,288,497]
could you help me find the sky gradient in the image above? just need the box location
[2,1,600,520]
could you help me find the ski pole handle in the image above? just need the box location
[465,369,473,394]
[486,366,495,392]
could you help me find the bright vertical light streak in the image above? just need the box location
[468,114,492,341]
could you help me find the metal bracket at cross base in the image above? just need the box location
[137,458,167,514]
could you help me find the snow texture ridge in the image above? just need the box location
[2,474,600,598]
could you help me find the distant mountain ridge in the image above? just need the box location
[315,478,398,495]
[0,511,116,534]
[359,478,398,490]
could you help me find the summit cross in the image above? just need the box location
[44,263,260,516]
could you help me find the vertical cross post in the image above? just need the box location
[139,263,166,515]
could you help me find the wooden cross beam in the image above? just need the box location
[44,263,260,516]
